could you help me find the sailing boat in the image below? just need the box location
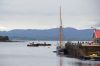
[56,0,100,60]
[57,5,65,54]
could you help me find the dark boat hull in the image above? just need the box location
[27,43,51,47]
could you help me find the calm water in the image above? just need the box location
[0,41,100,66]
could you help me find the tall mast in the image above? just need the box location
[59,5,64,48]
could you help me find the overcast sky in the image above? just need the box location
[0,0,100,30]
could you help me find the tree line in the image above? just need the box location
[0,36,9,41]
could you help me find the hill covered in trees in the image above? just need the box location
[0,27,94,41]
[0,36,10,42]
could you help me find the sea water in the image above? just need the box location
[0,41,99,66]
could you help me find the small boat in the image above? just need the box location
[27,42,51,47]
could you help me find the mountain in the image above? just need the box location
[0,28,94,41]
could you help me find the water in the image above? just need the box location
[0,41,100,66]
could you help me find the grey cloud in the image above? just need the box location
[95,22,100,27]
[0,0,100,30]
[0,0,99,17]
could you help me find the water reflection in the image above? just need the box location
[59,56,100,66]
[59,56,64,66]
[0,41,100,66]
[76,61,100,66]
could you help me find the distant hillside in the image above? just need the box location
[0,28,94,41]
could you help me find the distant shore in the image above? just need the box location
[0,40,25,42]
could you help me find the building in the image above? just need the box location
[93,29,100,44]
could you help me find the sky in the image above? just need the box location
[0,0,100,31]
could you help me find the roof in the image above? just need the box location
[95,30,100,38]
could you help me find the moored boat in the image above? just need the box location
[27,42,51,47]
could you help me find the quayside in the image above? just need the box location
[65,41,100,61]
